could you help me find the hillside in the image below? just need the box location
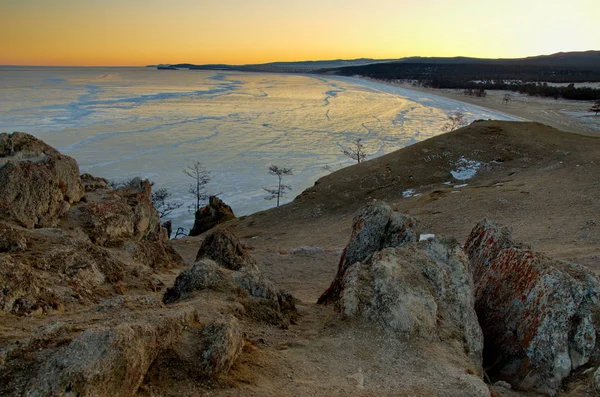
[226,120,599,267]
[151,50,600,75]
[2,121,600,397]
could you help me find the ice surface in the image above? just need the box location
[0,68,517,230]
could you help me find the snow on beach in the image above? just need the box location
[0,67,518,230]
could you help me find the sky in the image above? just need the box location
[1,0,598,66]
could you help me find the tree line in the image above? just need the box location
[323,62,600,101]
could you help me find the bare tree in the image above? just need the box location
[442,112,469,132]
[502,94,512,105]
[183,161,211,212]
[590,100,600,116]
[263,165,292,207]
[174,227,189,239]
[343,138,367,164]
[151,188,183,218]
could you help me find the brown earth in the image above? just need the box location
[160,120,600,396]
[2,121,599,396]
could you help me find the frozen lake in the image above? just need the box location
[0,67,518,230]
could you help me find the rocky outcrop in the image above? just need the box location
[0,134,249,396]
[189,196,236,236]
[195,228,257,270]
[465,220,600,395]
[165,229,297,327]
[0,132,84,228]
[337,237,483,365]
[70,177,164,246]
[27,323,172,397]
[0,222,27,253]
[80,173,109,192]
[318,201,419,304]
[0,134,180,316]
[4,309,199,397]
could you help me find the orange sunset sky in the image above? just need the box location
[1,0,598,66]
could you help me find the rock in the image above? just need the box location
[493,381,512,390]
[0,222,27,252]
[318,201,419,304]
[337,237,483,364]
[123,240,184,270]
[165,315,244,378]
[0,132,84,228]
[69,178,164,246]
[164,258,297,327]
[465,220,600,395]
[163,220,172,239]
[0,239,125,315]
[0,226,179,316]
[189,196,236,237]
[24,312,192,397]
[80,173,109,192]
[594,367,600,392]
[195,228,257,271]
[163,259,233,303]
[0,255,42,315]
[464,219,518,282]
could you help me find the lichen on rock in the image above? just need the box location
[465,220,600,395]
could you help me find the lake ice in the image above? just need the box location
[0,67,518,230]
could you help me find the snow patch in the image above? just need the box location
[402,189,422,198]
[419,234,435,241]
[451,157,482,180]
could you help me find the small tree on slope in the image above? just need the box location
[151,188,183,219]
[263,165,293,207]
[343,138,368,164]
[590,100,600,116]
[442,112,469,132]
[183,161,211,212]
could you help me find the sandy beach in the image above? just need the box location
[370,79,600,136]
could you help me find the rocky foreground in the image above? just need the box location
[1,123,600,396]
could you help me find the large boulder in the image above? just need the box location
[465,220,600,395]
[69,177,165,246]
[163,259,297,328]
[195,228,257,271]
[318,201,419,304]
[189,196,236,236]
[0,132,84,228]
[22,311,195,397]
[158,315,244,378]
[337,237,483,365]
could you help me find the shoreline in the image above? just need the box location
[357,77,600,136]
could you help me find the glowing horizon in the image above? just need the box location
[1,0,598,67]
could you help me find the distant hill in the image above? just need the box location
[395,51,600,69]
[148,51,600,74]
[315,51,600,100]
[158,58,398,73]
